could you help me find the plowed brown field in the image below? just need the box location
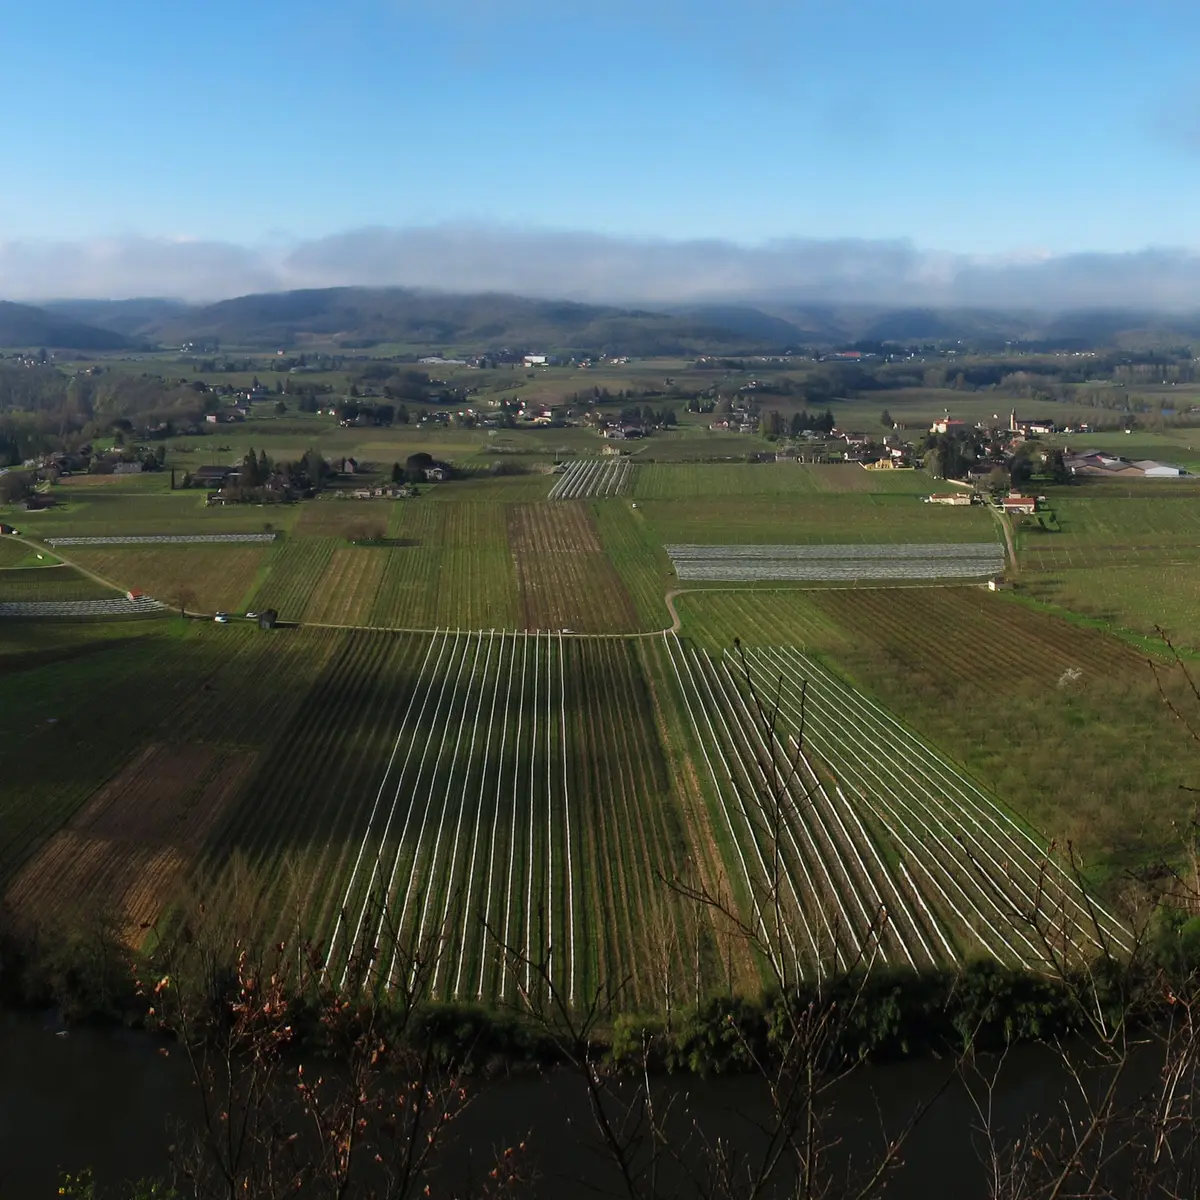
[507,503,638,633]
[5,742,255,938]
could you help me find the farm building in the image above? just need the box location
[1064,452,1187,479]
[1131,459,1186,478]
[257,609,279,630]
[926,493,973,506]
[1001,494,1038,515]
[191,465,237,489]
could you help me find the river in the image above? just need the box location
[0,1010,1123,1197]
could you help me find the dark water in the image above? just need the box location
[0,1011,1095,1197]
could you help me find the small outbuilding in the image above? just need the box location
[257,609,279,630]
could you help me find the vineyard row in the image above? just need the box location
[548,459,633,499]
[318,630,587,1003]
[655,633,1127,978]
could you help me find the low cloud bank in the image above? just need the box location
[3,225,1200,310]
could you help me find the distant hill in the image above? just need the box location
[16,289,1200,354]
[122,288,776,356]
[670,304,826,347]
[42,298,192,339]
[0,301,131,350]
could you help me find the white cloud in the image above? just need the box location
[2,225,1200,310]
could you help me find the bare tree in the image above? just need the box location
[172,584,197,619]
[141,877,530,1199]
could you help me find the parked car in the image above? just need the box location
[214,612,230,624]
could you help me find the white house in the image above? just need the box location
[930,418,967,435]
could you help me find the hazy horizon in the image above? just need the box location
[6,227,1200,313]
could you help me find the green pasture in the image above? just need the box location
[7,489,300,538]
[632,462,818,499]
[0,539,57,568]
[675,589,851,650]
[631,462,934,499]
[0,565,119,602]
[1022,565,1200,650]
[165,416,488,472]
[637,492,999,546]
[592,500,674,628]
[1018,492,1200,568]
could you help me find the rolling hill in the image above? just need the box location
[16,288,1200,355]
[0,301,131,350]
[135,288,777,355]
[42,298,192,339]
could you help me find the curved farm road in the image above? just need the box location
[306,581,987,640]
[7,533,124,593]
[664,590,683,633]
[986,504,1018,575]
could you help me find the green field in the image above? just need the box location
[638,492,998,546]
[631,462,933,499]
[0,564,119,602]
[1014,486,1200,648]
[5,425,1200,1009]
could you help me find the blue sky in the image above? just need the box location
[3,0,1200,300]
[2,0,1197,252]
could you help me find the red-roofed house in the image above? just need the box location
[1001,494,1037,515]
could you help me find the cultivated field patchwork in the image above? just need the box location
[188,622,1126,1002]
